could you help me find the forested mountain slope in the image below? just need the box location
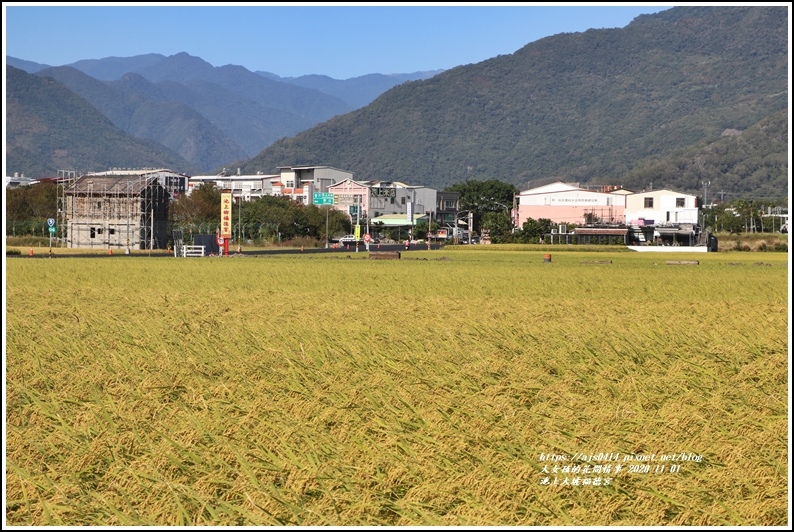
[6,66,195,177]
[241,6,788,199]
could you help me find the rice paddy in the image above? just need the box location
[4,248,790,526]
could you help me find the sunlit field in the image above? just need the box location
[5,248,789,526]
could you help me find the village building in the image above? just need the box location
[515,181,629,227]
[624,188,703,246]
[62,172,170,250]
[188,170,278,200]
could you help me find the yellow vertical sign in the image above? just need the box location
[221,192,232,238]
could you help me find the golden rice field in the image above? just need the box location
[4,248,790,526]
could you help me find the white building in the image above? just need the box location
[624,188,700,225]
[188,165,353,204]
[5,172,38,187]
[624,189,702,246]
[188,171,278,200]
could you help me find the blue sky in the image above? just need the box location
[2,3,679,80]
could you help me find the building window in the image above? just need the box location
[109,228,116,235]
[644,197,654,208]
[444,200,456,210]
[676,197,685,208]
[90,227,96,238]
[401,197,406,205]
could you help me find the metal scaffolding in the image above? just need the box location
[56,170,77,248]
[63,173,169,250]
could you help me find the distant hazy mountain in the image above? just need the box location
[6,55,52,73]
[146,77,316,159]
[33,66,247,172]
[6,65,195,177]
[257,70,445,108]
[7,52,444,174]
[241,6,788,200]
[64,53,168,80]
[131,53,353,123]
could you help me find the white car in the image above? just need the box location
[338,234,362,244]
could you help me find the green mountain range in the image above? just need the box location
[241,6,788,201]
[6,66,195,177]
[7,53,438,173]
[5,6,788,202]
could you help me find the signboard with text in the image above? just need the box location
[220,192,232,238]
[370,187,396,198]
[336,194,358,206]
[313,192,334,205]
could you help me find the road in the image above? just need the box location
[11,242,443,258]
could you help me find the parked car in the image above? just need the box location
[338,234,362,245]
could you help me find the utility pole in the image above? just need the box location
[356,194,361,252]
[426,210,432,250]
[702,180,711,206]
[512,193,518,233]
[150,208,154,252]
[325,205,330,249]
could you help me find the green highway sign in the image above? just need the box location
[48,226,57,234]
[313,192,334,205]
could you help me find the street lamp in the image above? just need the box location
[454,210,474,244]
[483,201,514,241]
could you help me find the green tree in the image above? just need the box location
[412,218,440,240]
[300,205,352,241]
[171,183,222,226]
[5,182,57,222]
[518,217,555,243]
[446,179,518,233]
[480,211,513,242]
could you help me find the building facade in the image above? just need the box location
[64,174,170,250]
[624,189,702,246]
[280,165,352,205]
[188,172,278,200]
[515,182,628,227]
[326,179,439,223]
[624,189,700,225]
